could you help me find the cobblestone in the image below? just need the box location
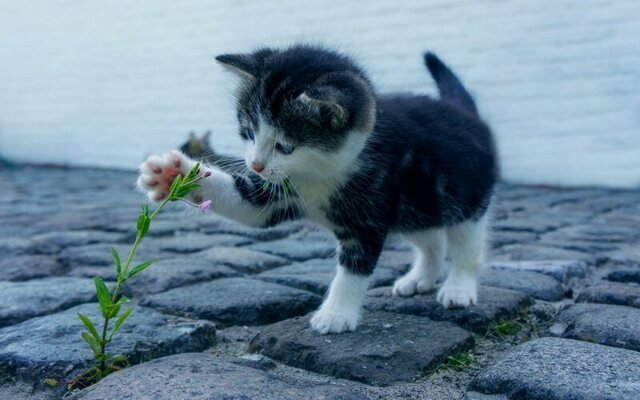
[249,312,473,386]
[470,337,640,399]
[0,166,639,399]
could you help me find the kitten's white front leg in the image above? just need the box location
[137,150,276,227]
[310,265,370,334]
[137,150,197,202]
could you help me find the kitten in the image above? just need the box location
[138,44,497,334]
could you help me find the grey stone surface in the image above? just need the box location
[256,258,402,295]
[487,259,590,282]
[145,232,253,254]
[71,353,367,400]
[58,243,173,267]
[480,267,564,301]
[462,393,508,400]
[576,281,640,308]
[550,303,640,351]
[491,244,598,265]
[191,246,290,274]
[0,277,96,327]
[470,337,640,399]
[2,167,640,398]
[365,286,532,333]
[29,230,125,255]
[248,238,335,261]
[607,268,640,284]
[140,278,322,327]
[250,312,473,386]
[200,218,305,241]
[0,304,216,383]
[121,258,240,296]
[0,255,64,281]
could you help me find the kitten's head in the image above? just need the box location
[179,130,213,161]
[216,44,376,183]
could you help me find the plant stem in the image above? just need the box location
[97,195,172,373]
[93,171,203,377]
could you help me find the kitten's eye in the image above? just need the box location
[275,142,294,155]
[242,128,255,142]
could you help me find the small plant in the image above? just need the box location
[492,320,522,337]
[428,351,477,377]
[46,163,210,391]
[442,351,476,371]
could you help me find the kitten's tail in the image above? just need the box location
[424,52,478,117]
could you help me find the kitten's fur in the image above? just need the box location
[138,44,497,334]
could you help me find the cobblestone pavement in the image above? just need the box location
[1,166,639,399]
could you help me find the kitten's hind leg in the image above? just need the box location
[393,229,446,296]
[438,214,488,308]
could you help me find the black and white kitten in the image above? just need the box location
[138,44,497,334]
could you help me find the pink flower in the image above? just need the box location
[198,200,212,215]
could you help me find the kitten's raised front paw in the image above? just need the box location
[392,273,435,297]
[437,278,477,308]
[310,309,358,334]
[137,150,193,202]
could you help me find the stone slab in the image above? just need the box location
[249,311,474,386]
[121,257,240,296]
[487,259,590,282]
[470,337,640,399]
[550,303,640,351]
[140,278,322,327]
[0,304,216,384]
[190,247,290,274]
[0,277,96,327]
[144,232,253,254]
[71,353,367,400]
[480,267,564,301]
[365,286,532,333]
[256,258,402,295]
[576,281,640,308]
[0,255,64,281]
[248,238,335,261]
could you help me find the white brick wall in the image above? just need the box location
[0,0,638,187]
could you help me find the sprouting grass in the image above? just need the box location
[45,163,210,392]
[492,320,522,337]
[428,351,477,377]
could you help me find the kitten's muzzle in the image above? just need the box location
[251,162,265,173]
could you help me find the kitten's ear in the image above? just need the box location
[298,92,346,130]
[215,49,274,79]
[201,130,211,142]
[188,131,196,139]
[215,54,257,79]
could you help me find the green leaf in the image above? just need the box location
[77,312,100,341]
[111,247,122,279]
[81,331,102,356]
[184,162,200,182]
[127,260,153,279]
[108,308,133,341]
[169,175,183,197]
[108,302,121,319]
[112,354,128,363]
[94,277,112,318]
[44,378,58,388]
[136,205,151,237]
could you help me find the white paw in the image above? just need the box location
[137,150,194,202]
[437,278,477,308]
[310,309,359,334]
[392,273,435,296]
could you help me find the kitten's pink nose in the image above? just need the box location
[251,162,265,173]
